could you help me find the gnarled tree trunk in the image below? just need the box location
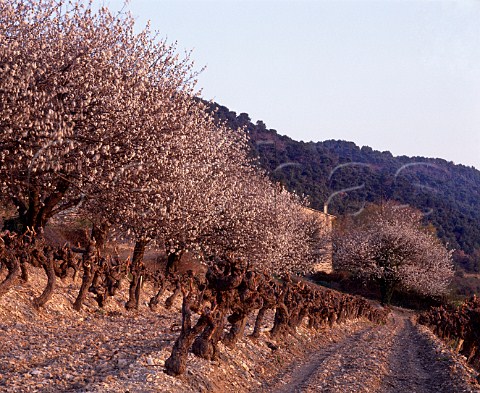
[0,256,20,299]
[192,309,225,360]
[16,179,71,232]
[126,239,148,311]
[223,311,248,348]
[73,239,97,311]
[165,278,182,309]
[251,305,268,338]
[270,302,290,338]
[33,250,56,308]
[166,250,182,277]
[165,292,208,376]
[149,274,166,311]
[379,276,397,306]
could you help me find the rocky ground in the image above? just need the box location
[258,309,480,393]
[0,266,479,392]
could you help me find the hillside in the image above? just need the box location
[209,103,480,272]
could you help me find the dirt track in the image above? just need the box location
[257,310,480,393]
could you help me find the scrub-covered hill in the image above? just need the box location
[210,103,480,273]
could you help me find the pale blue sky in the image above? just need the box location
[97,0,480,169]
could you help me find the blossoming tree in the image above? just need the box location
[1,0,330,313]
[333,202,454,304]
[0,0,198,232]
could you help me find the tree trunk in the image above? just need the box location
[21,178,70,231]
[125,239,148,310]
[20,257,29,282]
[379,277,396,305]
[251,306,268,338]
[192,310,225,360]
[24,188,40,231]
[270,303,290,338]
[164,294,208,376]
[0,256,21,299]
[149,280,165,311]
[36,178,70,230]
[33,254,56,308]
[73,240,97,311]
[165,279,182,309]
[166,250,182,276]
[90,270,108,308]
[91,222,109,251]
[73,262,95,311]
[289,305,308,330]
[223,311,248,348]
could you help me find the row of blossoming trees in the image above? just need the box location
[0,0,325,277]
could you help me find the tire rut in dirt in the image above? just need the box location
[257,325,387,393]
[256,311,476,393]
[380,318,468,393]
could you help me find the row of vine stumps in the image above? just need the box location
[0,229,389,377]
[419,295,480,378]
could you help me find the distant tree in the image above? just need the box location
[333,202,454,304]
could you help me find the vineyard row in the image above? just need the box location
[0,230,389,376]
